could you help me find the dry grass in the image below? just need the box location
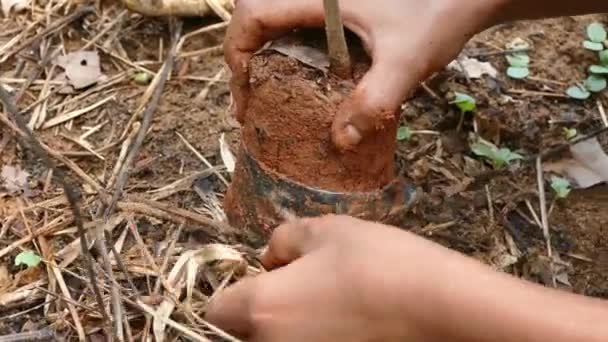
[0,2,253,341]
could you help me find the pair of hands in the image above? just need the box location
[223,0,502,149]
[210,0,508,340]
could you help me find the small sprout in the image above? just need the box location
[505,52,530,79]
[589,65,608,74]
[563,127,578,140]
[133,72,152,85]
[583,41,605,51]
[471,142,524,169]
[587,22,607,43]
[451,92,476,113]
[566,85,591,100]
[584,75,607,92]
[551,176,572,199]
[600,50,608,65]
[15,250,41,268]
[507,66,530,79]
[506,53,530,67]
[396,126,412,141]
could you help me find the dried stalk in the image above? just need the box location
[323,0,351,78]
[0,85,110,328]
[105,20,183,217]
[1,6,95,64]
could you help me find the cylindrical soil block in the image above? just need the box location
[224,34,418,243]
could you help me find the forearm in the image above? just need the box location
[412,245,608,341]
[493,0,608,22]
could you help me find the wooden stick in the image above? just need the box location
[323,0,351,78]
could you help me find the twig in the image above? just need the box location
[536,157,557,288]
[598,100,608,127]
[176,132,229,186]
[0,84,109,327]
[95,224,124,340]
[105,20,183,217]
[42,94,116,129]
[1,6,95,64]
[0,328,55,342]
[323,0,351,78]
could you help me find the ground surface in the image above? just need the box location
[0,3,607,340]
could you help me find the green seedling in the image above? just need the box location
[396,126,412,141]
[15,250,41,268]
[451,92,476,113]
[506,52,530,79]
[551,176,572,199]
[589,65,608,74]
[471,141,524,169]
[566,84,591,100]
[584,22,607,51]
[584,75,607,92]
[570,22,608,99]
[563,127,578,140]
[133,72,152,84]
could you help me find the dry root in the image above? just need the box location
[122,0,234,18]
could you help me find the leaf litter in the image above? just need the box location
[1,165,30,194]
[544,138,608,189]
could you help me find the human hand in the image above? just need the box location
[204,215,480,341]
[223,0,503,149]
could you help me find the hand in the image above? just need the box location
[204,215,481,341]
[223,0,503,149]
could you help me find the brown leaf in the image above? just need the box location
[56,51,102,89]
[544,138,608,188]
[265,38,330,72]
[1,165,29,194]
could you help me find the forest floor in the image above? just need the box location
[1,3,607,341]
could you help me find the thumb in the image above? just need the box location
[331,47,421,150]
[205,277,256,339]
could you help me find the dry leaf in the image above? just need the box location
[447,56,498,79]
[266,38,330,72]
[1,0,30,16]
[219,133,235,173]
[1,165,30,194]
[153,244,245,342]
[56,51,102,89]
[544,138,608,188]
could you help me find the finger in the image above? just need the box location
[331,39,424,150]
[205,277,257,339]
[224,0,327,121]
[261,217,327,270]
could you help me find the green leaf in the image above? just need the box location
[451,92,476,113]
[506,53,530,67]
[133,72,152,84]
[599,50,608,65]
[567,85,591,100]
[587,22,607,43]
[496,148,524,165]
[584,75,607,92]
[15,251,41,268]
[563,127,578,140]
[551,176,572,199]
[583,41,605,51]
[396,126,412,141]
[506,66,529,79]
[589,64,608,74]
[471,142,496,159]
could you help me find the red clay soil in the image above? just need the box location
[240,43,398,193]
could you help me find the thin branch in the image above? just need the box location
[323,0,351,78]
[104,20,183,217]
